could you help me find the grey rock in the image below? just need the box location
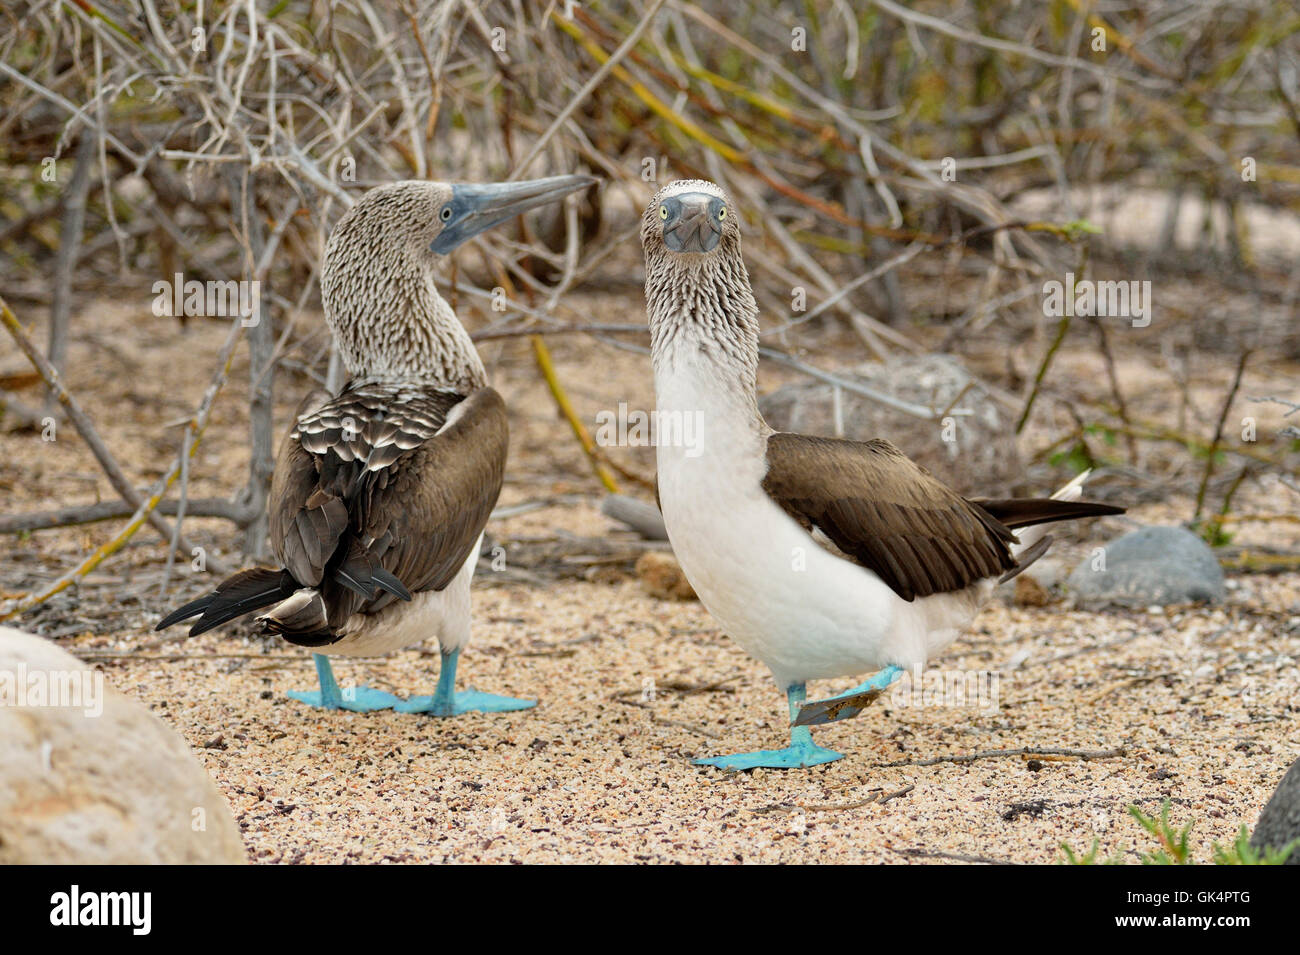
[1251,757,1300,864]
[759,354,1021,495]
[602,493,668,541]
[0,627,246,864]
[1066,525,1225,609]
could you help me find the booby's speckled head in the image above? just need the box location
[322,176,594,389]
[328,177,596,262]
[641,179,738,257]
[641,180,761,388]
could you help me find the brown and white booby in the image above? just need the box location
[157,175,596,714]
[641,179,1124,768]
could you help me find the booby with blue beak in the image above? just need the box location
[158,174,596,715]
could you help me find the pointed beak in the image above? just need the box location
[431,174,597,254]
[662,192,723,254]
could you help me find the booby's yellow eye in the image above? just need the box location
[718,206,727,219]
[659,205,669,220]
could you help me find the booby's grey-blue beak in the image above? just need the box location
[431,174,597,254]
[660,192,725,253]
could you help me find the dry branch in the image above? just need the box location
[0,304,250,620]
[1194,350,1252,520]
[0,294,223,574]
[877,746,1128,769]
[0,497,251,534]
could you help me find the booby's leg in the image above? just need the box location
[694,684,843,770]
[286,654,403,712]
[394,649,535,716]
[793,664,905,727]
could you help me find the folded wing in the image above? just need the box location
[270,382,508,632]
[761,433,1020,602]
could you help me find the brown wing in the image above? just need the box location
[269,389,346,588]
[761,433,1017,601]
[269,383,507,629]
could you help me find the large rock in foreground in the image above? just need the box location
[0,627,245,864]
[1251,757,1300,864]
[759,354,1021,495]
[1066,525,1225,609]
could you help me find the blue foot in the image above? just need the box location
[695,684,844,771]
[795,665,904,727]
[287,655,402,712]
[287,685,404,712]
[395,689,536,716]
[693,739,843,770]
[390,649,535,717]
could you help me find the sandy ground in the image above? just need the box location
[64,533,1300,865]
[2,280,1298,864]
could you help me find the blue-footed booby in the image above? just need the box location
[641,180,1124,769]
[157,175,596,714]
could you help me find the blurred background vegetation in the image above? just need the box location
[1,0,1298,581]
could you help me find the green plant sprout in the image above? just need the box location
[1060,800,1298,865]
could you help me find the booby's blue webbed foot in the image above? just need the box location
[693,737,844,771]
[287,685,405,712]
[794,664,904,727]
[695,684,844,771]
[287,655,403,712]
[391,649,535,717]
[395,689,535,716]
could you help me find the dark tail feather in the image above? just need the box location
[156,568,298,637]
[973,498,1125,530]
[370,568,412,602]
[261,627,338,648]
[155,595,216,631]
[334,564,378,600]
[999,534,1053,583]
[334,544,412,603]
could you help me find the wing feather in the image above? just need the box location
[761,433,1017,601]
[268,383,507,630]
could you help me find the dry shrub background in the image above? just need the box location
[1,0,1298,610]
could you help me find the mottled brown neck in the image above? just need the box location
[321,221,485,393]
[644,238,761,397]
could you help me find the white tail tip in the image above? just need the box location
[1050,468,1091,502]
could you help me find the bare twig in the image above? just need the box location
[0,307,249,619]
[1194,349,1251,520]
[511,0,669,179]
[46,126,96,408]
[0,497,252,534]
[893,847,1019,865]
[876,746,1127,768]
[0,295,220,574]
[615,698,721,739]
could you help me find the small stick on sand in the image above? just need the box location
[878,783,916,804]
[894,847,1019,865]
[1087,671,1176,704]
[876,746,1127,768]
[750,796,881,815]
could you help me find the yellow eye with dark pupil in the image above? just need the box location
[659,205,669,220]
[718,207,727,219]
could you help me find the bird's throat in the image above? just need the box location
[328,275,486,392]
[645,249,762,408]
